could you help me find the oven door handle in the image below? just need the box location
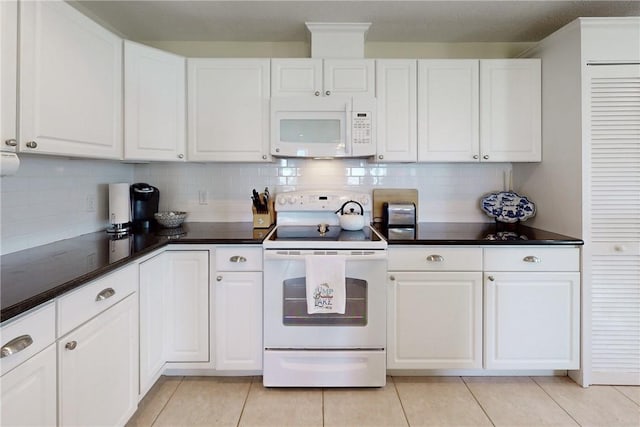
[264,250,387,261]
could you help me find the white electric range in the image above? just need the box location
[262,190,388,387]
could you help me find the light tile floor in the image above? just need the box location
[127,376,640,427]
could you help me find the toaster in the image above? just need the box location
[383,202,416,227]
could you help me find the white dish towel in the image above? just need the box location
[305,255,346,314]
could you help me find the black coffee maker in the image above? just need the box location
[130,183,159,230]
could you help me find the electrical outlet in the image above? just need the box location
[86,194,96,212]
[198,190,208,205]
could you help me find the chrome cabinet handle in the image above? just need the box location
[216,276,223,282]
[1,335,33,358]
[389,275,396,281]
[314,91,321,96]
[25,141,38,149]
[4,139,17,147]
[262,155,267,160]
[483,155,489,160]
[65,341,78,350]
[378,155,384,160]
[523,256,541,263]
[426,254,444,262]
[95,287,116,301]
[473,154,479,159]
[177,154,184,159]
[229,256,247,263]
[488,276,495,281]
[325,90,331,96]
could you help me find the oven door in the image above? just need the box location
[263,250,387,349]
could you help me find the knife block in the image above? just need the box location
[252,199,275,228]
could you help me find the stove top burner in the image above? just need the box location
[268,225,382,243]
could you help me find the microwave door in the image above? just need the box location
[272,111,348,157]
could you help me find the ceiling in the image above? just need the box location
[71,0,640,43]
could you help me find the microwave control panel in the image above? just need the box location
[352,111,372,145]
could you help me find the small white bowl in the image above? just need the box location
[154,211,187,228]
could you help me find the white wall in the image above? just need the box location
[0,156,134,254]
[134,159,511,224]
[144,40,535,59]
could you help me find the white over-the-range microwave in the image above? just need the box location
[270,96,376,158]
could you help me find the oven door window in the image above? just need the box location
[282,277,367,326]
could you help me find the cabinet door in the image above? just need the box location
[1,0,17,153]
[165,251,209,362]
[124,41,186,162]
[188,59,270,162]
[484,272,580,369]
[271,58,322,97]
[375,60,417,162]
[324,59,375,97]
[59,294,138,427]
[214,271,262,370]
[387,272,483,369]
[19,0,122,159]
[139,252,167,396]
[480,59,541,162]
[418,60,479,162]
[1,345,57,427]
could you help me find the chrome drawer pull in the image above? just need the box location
[229,256,247,263]
[523,256,541,263]
[65,341,78,350]
[95,287,116,301]
[1,335,34,358]
[426,255,444,262]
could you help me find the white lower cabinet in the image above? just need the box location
[214,271,263,370]
[58,294,138,427]
[484,271,580,370]
[387,247,483,370]
[164,251,210,363]
[139,251,168,396]
[139,249,210,387]
[1,344,57,427]
[387,271,483,369]
[483,247,580,370]
[214,246,263,371]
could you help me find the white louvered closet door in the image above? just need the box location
[587,64,640,385]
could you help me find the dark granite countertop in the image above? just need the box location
[376,222,583,246]
[1,222,270,323]
[1,221,581,324]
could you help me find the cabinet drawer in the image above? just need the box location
[484,247,579,272]
[216,246,262,271]
[388,247,482,271]
[57,264,137,336]
[1,302,56,376]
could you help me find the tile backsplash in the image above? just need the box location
[1,156,510,255]
[0,156,134,255]
[135,158,511,223]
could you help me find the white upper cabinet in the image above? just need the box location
[19,0,123,159]
[188,58,271,162]
[0,1,18,153]
[418,59,541,163]
[375,60,417,162]
[271,59,375,97]
[480,59,541,162]
[418,60,480,162]
[124,41,186,162]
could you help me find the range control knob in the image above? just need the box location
[357,195,370,205]
[287,196,297,204]
[277,196,287,205]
